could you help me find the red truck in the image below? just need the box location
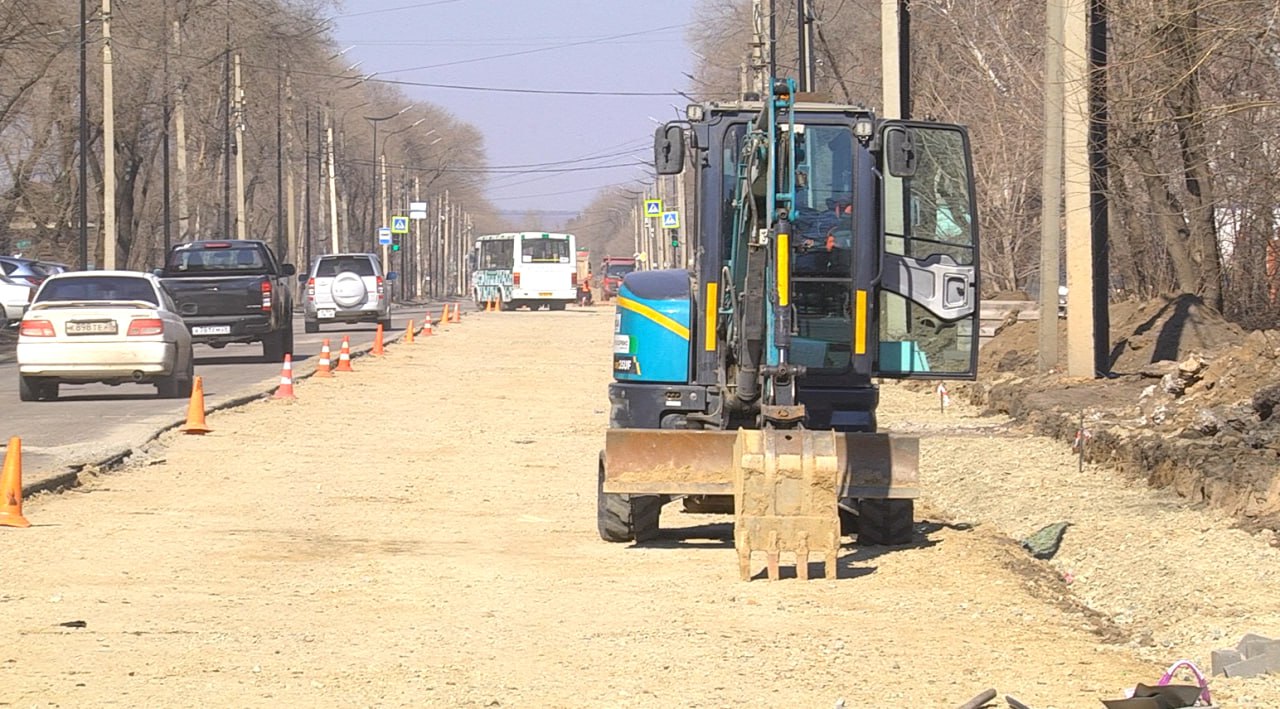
[599,256,636,301]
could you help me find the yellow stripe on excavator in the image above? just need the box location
[855,289,868,355]
[616,296,690,341]
[776,232,790,307]
[705,282,718,352]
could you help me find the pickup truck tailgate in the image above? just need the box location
[165,276,265,316]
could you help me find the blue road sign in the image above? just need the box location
[378,227,393,246]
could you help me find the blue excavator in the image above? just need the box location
[598,60,981,580]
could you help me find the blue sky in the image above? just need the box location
[330,0,696,215]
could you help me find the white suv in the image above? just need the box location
[302,254,393,333]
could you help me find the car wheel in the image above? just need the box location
[550,302,567,311]
[177,348,195,399]
[262,328,286,363]
[18,375,39,402]
[304,320,319,334]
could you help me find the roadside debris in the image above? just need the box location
[1210,632,1280,678]
[1020,521,1071,560]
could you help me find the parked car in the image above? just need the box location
[16,271,195,401]
[157,240,295,362]
[0,272,35,329]
[302,253,392,333]
[0,255,59,287]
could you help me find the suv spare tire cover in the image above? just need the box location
[330,271,369,308]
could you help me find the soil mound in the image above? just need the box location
[972,294,1280,529]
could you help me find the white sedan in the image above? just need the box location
[16,271,195,401]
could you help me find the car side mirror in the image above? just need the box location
[281,263,297,277]
[884,126,918,178]
[297,274,308,286]
[151,268,164,277]
[654,123,685,175]
[385,271,399,281]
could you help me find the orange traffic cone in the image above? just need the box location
[274,354,297,400]
[423,314,434,336]
[315,339,333,378]
[181,376,212,434]
[451,303,461,323]
[372,324,385,356]
[405,320,415,344]
[335,336,354,372]
[0,437,31,528]
[487,297,496,313]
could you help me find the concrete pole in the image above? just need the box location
[1063,0,1095,378]
[1039,0,1066,371]
[677,168,690,269]
[101,0,117,269]
[233,54,247,240]
[325,113,339,254]
[282,70,296,259]
[380,154,389,273]
[414,176,422,297]
[172,21,189,242]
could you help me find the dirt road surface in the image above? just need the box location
[4,307,1279,707]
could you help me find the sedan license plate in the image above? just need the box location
[65,320,118,336]
[191,325,231,336]
[317,309,336,319]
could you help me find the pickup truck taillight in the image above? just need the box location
[127,318,164,336]
[513,272,521,287]
[306,278,316,301]
[376,276,384,300]
[260,280,272,311]
[19,319,55,337]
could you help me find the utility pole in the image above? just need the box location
[676,169,689,268]
[748,0,772,97]
[78,0,88,269]
[413,176,422,298]
[275,71,284,260]
[326,110,339,254]
[380,153,389,273]
[1039,0,1065,372]
[233,54,247,239]
[283,70,297,257]
[1063,0,1095,377]
[222,1,231,238]
[303,111,313,268]
[101,0,117,269]
[162,0,171,255]
[796,0,815,92]
[172,21,189,243]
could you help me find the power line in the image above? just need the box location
[373,22,692,75]
[332,0,474,20]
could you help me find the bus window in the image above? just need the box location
[479,239,514,269]
[522,237,570,263]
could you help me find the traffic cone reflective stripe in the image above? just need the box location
[406,320,415,344]
[451,303,461,323]
[0,437,31,528]
[335,336,354,372]
[315,339,333,378]
[372,324,385,356]
[181,376,212,434]
[274,354,297,400]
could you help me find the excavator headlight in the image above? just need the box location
[854,118,874,139]
[686,104,705,123]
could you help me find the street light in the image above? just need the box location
[364,105,411,230]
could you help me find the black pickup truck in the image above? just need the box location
[158,240,296,362]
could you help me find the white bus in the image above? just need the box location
[471,232,578,311]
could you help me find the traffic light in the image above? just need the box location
[391,243,401,252]
[670,230,679,248]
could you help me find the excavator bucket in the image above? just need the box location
[734,429,841,581]
[601,428,919,581]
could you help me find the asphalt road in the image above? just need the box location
[0,303,449,491]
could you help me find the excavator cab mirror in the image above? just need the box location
[654,124,685,175]
[884,126,918,178]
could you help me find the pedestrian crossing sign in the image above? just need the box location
[661,211,680,229]
[391,216,409,234]
[644,199,662,218]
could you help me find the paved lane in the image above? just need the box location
[0,303,450,490]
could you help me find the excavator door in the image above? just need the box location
[874,122,981,380]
